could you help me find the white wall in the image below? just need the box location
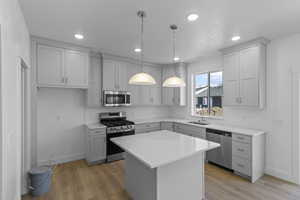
[169,33,300,183]
[0,0,30,199]
[36,87,170,165]
[37,88,86,165]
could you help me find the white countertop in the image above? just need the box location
[111,130,220,168]
[85,123,106,130]
[86,118,265,136]
[133,118,265,136]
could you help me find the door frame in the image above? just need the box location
[292,72,300,184]
[19,58,30,194]
[0,24,3,200]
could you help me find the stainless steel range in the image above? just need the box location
[99,112,135,162]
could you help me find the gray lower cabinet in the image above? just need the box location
[231,133,265,182]
[173,123,206,139]
[160,122,174,131]
[135,122,161,134]
[85,127,106,165]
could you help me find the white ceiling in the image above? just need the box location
[19,0,300,64]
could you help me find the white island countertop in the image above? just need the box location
[111,130,220,169]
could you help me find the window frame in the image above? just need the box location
[191,70,223,118]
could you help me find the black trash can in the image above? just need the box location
[29,166,53,196]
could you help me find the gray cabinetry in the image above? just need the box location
[160,122,174,131]
[173,123,206,139]
[86,53,102,107]
[36,43,89,88]
[162,63,187,106]
[135,122,161,134]
[221,38,268,108]
[231,133,265,182]
[85,127,106,165]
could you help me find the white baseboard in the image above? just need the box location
[265,167,292,183]
[37,153,85,166]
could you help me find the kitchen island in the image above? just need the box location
[111,130,220,200]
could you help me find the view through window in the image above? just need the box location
[193,71,223,116]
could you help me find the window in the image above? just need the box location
[192,71,223,117]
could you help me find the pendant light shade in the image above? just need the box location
[129,72,156,85]
[162,24,186,88]
[129,11,156,85]
[162,76,186,87]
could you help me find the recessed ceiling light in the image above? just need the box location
[187,13,199,22]
[173,57,180,61]
[134,48,142,53]
[231,36,241,41]
[74,34,84,40]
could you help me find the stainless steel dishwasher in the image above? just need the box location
[206,128,232,169]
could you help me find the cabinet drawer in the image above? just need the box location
[233,133,251,144]
[88,129,106,135]
[232,141,251,159]
[232,156,251,176]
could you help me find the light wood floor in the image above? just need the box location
[23,160,300,200]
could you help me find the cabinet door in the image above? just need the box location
[37,45,64,86]
[150,86,162,105]
[117,61,128,91]
[239,47,259,106]
[89,134,106,162]
[140,87,151,105]
[223,53,240,106]
[87,55,102,107]
[64,50,89,88]
[162,67,175,105]
[102,59,117,90]
[127,64,141,105]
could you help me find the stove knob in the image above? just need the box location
[127,125,132,129]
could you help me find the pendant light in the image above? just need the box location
[162,25,186,87]
[129,11,156,85]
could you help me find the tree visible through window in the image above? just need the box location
[193,71,223,116]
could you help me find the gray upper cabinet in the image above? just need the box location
[64,50,89,87]
[141,66,162,105]
[221,38,268,108]
[102,56,163,106]
[37,45,64,86]
[162,63,187,106]
[126,63,142,105]
[36,44,89,88]
[86,53,102,108]
[102,58,128,91]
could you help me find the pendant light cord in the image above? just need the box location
[170,24,178,76]
[172,28,176,64]
[140,12,144,72]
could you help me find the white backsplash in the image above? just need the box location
[85,106,170,123]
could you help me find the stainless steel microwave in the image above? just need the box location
[102,91,131,107]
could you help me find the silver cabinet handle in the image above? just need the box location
[65,77,68,83]
[237,136,244,140]
[237,148,244,152]
[236,97,239,103]
[61,77,65,83]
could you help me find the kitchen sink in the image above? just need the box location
[189,121,209,125]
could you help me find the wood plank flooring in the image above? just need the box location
[22,160,300,200]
